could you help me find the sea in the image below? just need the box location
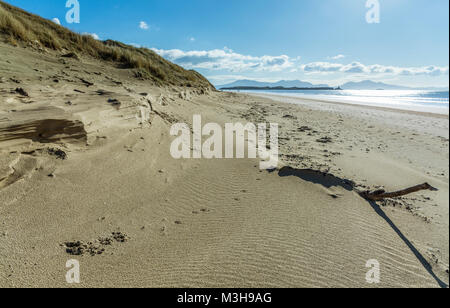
[238,89,449,115]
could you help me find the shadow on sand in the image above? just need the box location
[367,200,448,288]
[277,166,448,288]
[278,166,354,191]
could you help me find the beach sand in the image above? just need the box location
[0,43,448,288]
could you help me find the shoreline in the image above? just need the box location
[242,92,449,119]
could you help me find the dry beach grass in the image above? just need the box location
[0,1,213,88]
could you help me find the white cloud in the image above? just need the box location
[301,61,449,76]
[82,32,100,40]
[303,62,342,72]
[145,44,448,81]
[205,75,281,85]
[329,54,345,60]
[151,47,296,72]
[52,18,61,25]
[139,21,149,30]
[189,37,196,42]
[341,62,367,73]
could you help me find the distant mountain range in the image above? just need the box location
[217,79,449,91]
[340,80,410,90]
[217,80,329,89]
[340,80,448,90]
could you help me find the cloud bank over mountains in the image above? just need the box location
[152,47,448,78]
[301,61,449,76]
[150,47,448,87]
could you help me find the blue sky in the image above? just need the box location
[4,0,449,87]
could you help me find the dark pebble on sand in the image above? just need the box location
[15,87,28,96]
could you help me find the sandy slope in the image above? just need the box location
[0,43,448,288]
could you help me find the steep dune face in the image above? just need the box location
[0,0,215,188]
[0,118,87,143]
[0,40,213,191]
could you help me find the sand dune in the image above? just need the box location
[0,42,448,288]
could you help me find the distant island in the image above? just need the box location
[220,86,342,91]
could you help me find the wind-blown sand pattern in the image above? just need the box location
[0,39,449,288]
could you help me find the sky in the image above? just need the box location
[4,0,449,87]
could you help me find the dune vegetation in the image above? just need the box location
[0,1,214,88]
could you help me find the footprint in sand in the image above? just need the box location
[63,232,129,256]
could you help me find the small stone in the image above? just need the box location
[48,148,67,160]
[15,87,29,97]
[61,52,79,60]
[107,98,121,106]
